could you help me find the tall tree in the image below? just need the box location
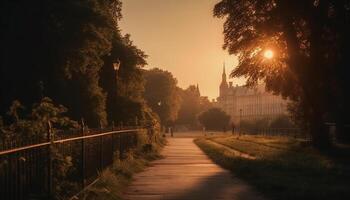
[176,85,213,129]
[1,0,119,126]
[214,0,350,148]
[176,85,201,128]
[1,0,155,128]
[99,32,149,125]
[143,68,181,126]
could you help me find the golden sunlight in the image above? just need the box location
[264,49,274,59]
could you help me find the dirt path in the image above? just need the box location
[122,137,265,200]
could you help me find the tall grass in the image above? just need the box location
[77,130,166,200]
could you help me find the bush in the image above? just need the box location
[198,108,230,131]
[0,98,80,199]
[240,115,296,134]
[270,115,296,129]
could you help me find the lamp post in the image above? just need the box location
[112,59,120,125]
[157,101,165,134]
[113,59,121,81]
[113,59,121,97]
[157,101,162,121]
[239,108,242,137]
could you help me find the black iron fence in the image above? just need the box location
[0,125,146,200]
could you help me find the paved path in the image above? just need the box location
[123,137,265,200]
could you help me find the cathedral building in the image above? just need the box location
[216,65,288,124]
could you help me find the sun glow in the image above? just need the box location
[264,49,274,59]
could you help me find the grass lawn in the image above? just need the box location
[195,135,350,200]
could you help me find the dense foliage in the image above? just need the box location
[214,0,350,148]
[176,85,213,129]
[240,115,296,133]
[198,108,230,131]
[143,68,181,126]
[1,0,156,128]
[176,85,201,128]
[0,98,79,198]
[0,98,78,141]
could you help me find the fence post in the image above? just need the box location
[119,133,123,160]
[100,121,103,171]
[135,116,138,127]
[134,128,138,147]
[111,121,115,156]
[80,118,85,191]
[119,123,124,160]
[47,120,53,198]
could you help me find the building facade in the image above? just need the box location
[215,65,288,124]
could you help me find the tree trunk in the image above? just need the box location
[336,110,350,144]
[280,2,332,150]
[309,110,331,149]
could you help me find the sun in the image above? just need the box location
[264,49,274,59]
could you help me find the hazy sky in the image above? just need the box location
[119,0,245,100]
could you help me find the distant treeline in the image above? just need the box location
[143,68,213,130]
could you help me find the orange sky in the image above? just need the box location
[119,0,245,100]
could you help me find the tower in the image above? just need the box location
[219,62,229,97]
[196,83,200,96]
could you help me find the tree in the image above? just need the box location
[214,0,350,148]
[1,0,121,126]
[99,32,148,125]
[176,85,213,129]
[199,96,213,113]
[198,108,230,131]
[176,85,201,128]
[1,0,155,128]
[143,68,181,126]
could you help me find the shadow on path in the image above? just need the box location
[167,172,264,200]
[123,137,265,200]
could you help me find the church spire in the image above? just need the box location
[196,83,200,96]
[223,61,226,75]
[220,62,228,97]
[222,62,227,82]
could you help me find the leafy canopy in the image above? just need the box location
[198,108,230,131]
[143,68,181,125]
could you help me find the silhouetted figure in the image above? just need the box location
[231,122,235,135]
[170,127,174,137]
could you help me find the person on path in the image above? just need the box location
[231,122,235,135]
[170,127,174,137]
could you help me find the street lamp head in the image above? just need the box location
[158,101,162,106]
[113,59,121,71]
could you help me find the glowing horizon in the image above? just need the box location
[119,0,245,100]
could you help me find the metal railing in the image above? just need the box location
[0,125,145,200]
